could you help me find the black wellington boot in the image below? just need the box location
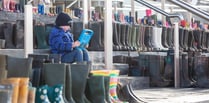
[188,30,196,51]
[193,56,209,88]
[131,25,138,51]
[14,20,24,49]
[112,22,120,51]
[167,27,174,48]
[3,23,15,49]
[86,76,106,103]
[116,22,123,51]
[180,53,196,87]
[43,63,69,103]
[201,31,207,51]
[65,65,76,103]
[206,32,209,52]
[179,28,185,50]
[161,26,169,48]
[183,29,189,51]
[193,29,202,51]
[88,21,104,51]
[125,24,132,51]
[7,56,33,78]
[149,55,171,87]
[120,23,128,51]
[70,62,91,103]
[144,26,153,51]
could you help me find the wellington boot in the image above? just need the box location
[167,27,174,48]
[104,76,111,103]
[206,32,209,52]
[179,28,185,50]
[112,22,120,51]
[120,24,128,51]
[70,62,91,103]
[14,20,24,49]
[65,65,76,103]
[1,78,20,103]
[7,56,33,78]
[131,25,138,51]
[28,87,36,103]
[88,21,104,51]
[3,23,15,49]
[201,31,207,51]
[18,78,29,103]
[0,54,7,80]
[71,21,83,40]
[188,30,196,51]
[0,84,13,103]
[125,24,133,51]
[193,30,203,51]
[86,76,106,103]
[43,63,69,103]
[156,27,168,51]
[118,83,144,103]
[144,26,153,51]
[183,29,189,51]
[34,25,49,49]
[161,27,169,48]
[136,25,142,51]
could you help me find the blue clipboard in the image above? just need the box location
[78,29,94,48]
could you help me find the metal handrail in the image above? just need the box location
[168,0,209,21]
[134,0,184,20]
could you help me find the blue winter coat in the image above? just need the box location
[48,26,74,56]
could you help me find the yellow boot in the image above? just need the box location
[18,78,29,103]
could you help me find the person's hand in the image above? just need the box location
[72,40,80,48]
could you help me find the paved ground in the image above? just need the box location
[133,88,209,103]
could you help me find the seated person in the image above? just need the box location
[48,12,89,63]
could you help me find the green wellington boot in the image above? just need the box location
[70,62,91,103]
[65,65,76,103]
[86,76,106,103]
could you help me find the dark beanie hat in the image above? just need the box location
[55,12,72,26]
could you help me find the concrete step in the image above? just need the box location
[118,76,150,90]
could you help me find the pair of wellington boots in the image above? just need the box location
[179,53,197,87]
[1,77,36,103]
[43,62,91,103]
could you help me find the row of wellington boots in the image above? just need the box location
[1,77,30,103]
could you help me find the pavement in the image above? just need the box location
[133,88,209,103]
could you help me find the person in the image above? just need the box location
[48,12,89,63]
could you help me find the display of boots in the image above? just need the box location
[3,23,15,49]
[7,56,33,78]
